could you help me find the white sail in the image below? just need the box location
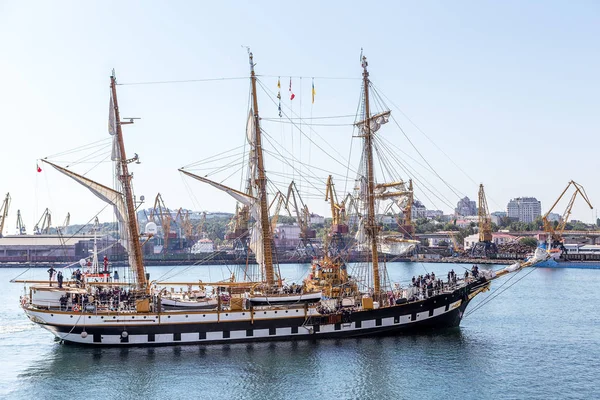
[41,160,132,259]
[249,203,264,266]
[179,170,256,207]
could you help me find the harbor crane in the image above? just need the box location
[471,184,497,257]
[286,181,316,256]
[33,208,52,235]
[149,193,172,253]
[174,208,195,250]
[269,191,289,233]
[0,193,10,238]
[16,210,26,235]
[56,212,70,236]
[542,180,593,249]
[325,175,349,254]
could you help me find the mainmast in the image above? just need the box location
[249,52,276,287]
[110,74,147,290]
[361,56,382,298]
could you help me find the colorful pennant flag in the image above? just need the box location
[312,78,316,104]
[36,162,42,173]
[289,77,295,101]
[277,77,282,117]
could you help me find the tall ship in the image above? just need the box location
[14,54,547,346]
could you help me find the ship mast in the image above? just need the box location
[361,56,381,298]
[110,74,147,290]
[249,52,276,287]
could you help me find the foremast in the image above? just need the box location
[360,56,382,299]
[249,52,276,287]
[110,74,147,291]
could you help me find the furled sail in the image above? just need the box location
[355,111,391,134]
[379,235,419,256]
[245,109,265,268]
[179,170,256,207]
[108,93,120,161]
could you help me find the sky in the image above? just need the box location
[0,1,599,234]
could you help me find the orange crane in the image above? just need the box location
[543,180,593,248]
[0,193,10,238]
[149,193,172,253]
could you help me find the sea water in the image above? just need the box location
[1,263,598,400]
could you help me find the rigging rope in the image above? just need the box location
[464,266,538,318]
[117,77,248,86]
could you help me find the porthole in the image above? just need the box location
[185,315,189,318]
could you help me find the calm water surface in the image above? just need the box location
[1,263,598,400]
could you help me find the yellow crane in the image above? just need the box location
[325,175,349,235]
[478,184,492,242]
[269,191,288,233]
[0,193,10,238]
[542,180,593,248]
[471,184,496,257]
[286,181,316,241]
[149,193,172,253]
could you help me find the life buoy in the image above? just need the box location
[20,297,27,307]
[73,304,80,312]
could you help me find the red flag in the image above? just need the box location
[37,163,42,173]
[289,77,295,100]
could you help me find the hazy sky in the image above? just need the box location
[1,1,599,234]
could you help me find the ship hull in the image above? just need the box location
[23,281,486,346]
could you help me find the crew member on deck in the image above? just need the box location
[103,255,109,272]
[47,266,56,286]
[57,271,64,288]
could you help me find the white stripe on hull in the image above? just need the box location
[28,302,460,346]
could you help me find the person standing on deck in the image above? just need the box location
[113,269,119,282]
[103,255,109,272]
[57,271,63,288]
[47,266,56,286]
